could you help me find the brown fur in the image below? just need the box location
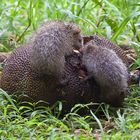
[82,40,129,106]
[30,20,82,77]
[0,30,129,111]
[0,45,99,112]
[0,20,82,104]
[83,35,128,65]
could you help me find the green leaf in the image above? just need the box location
[111,12,140,41]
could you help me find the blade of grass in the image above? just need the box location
[0,88,19,112]
[90,110,104,134]
[111,12,140,41]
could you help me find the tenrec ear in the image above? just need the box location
[84,42,98,53]
[73,28,81,35]
[65,23,81,34]
[85,45,93,53]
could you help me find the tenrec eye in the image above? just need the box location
[79,39,81,43]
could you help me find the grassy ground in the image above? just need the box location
[0,0,140,139]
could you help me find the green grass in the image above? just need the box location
[0,0,140,139]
